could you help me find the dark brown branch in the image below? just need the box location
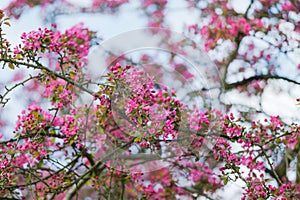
[4,156,81,190]
[0,74,41,107]
[0,128,66,145]
[245,0,254,19]
[224,75,300,90]
[258,145,282,184]
[0,58,95,96]
[63,138,135,200]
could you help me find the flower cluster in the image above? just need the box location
[142,0,167,28]
[5,0,129,19]
[215,113,300,199]
[43,77,74,109]
[5,0,54,19]
[193,14,262,51]
[15,104,53,135]
[15,104,82,147]
[92,0,129,10]
[15,23,96,69]
[104,63,183,142]
[1,0,300,198]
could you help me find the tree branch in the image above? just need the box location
[0,58,95,96]
[224,74,300,90]
[63,138,135,200]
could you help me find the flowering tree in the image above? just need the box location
[0,0,300,199]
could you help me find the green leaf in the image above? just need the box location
[69,71,76,77]
[134,137,141,143]
[33,151,40,157]
[4,21,10,27]
[8,62,15,70]
[234,165,240,172]
[65,157,71,161]
[42,38,51,45]
[64,178,71,186]
[8,149,17,155]
[14,132,20,138]
[37,160,44,168]
[15,54,22,59]
[99,127,104,134]
[69,139,74,145]
[57,85,64,92]
[223,177,228,185]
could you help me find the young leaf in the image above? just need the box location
[8,62,15,70]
